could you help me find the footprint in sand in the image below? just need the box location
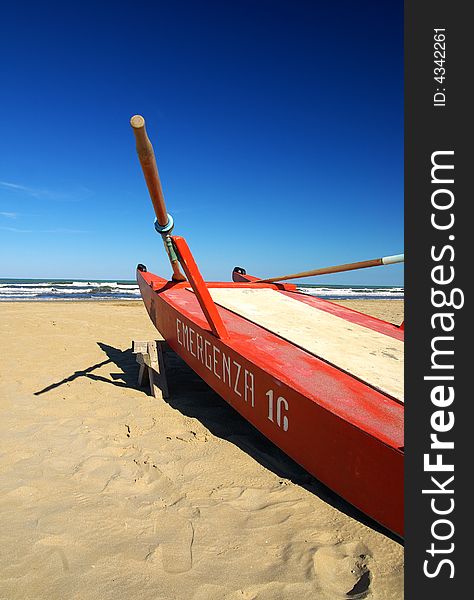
[312,542,371,598]
[147,512,194,573]
[212,486,294,512]
[71,456,122,493]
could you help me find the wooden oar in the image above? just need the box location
[130,115,186,281]
[258,254,404,283]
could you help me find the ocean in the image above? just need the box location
[0,279,404,301]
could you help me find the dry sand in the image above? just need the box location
[0,300,403,599]
[333,301,403,328]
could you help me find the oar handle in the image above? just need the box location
[130,115,169,226]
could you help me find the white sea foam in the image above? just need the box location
[0,279,403,301]
[297,286,404,298]
[0,280,141,300]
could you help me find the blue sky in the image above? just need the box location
[0,0,403,285]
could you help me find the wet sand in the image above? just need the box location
[0,300,403,599]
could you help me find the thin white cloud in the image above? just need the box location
[0,180,53,198]
[0,181,26,190]
[0,180,93,201]
[0,226,88,234]
[0,211,18,218]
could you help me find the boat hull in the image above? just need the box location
[138,267,404,536]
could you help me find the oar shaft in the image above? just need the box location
[259,254,404,283]
[130,115,169,226]
[130,115,186,282]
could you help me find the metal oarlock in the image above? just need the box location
[154,214,174,235]
[163,235,179,264]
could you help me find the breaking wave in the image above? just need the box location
[0,280,141,300]
[0,279,403,301]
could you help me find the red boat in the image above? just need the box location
[131,116,404,537]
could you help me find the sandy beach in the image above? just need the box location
[0,300,403,599]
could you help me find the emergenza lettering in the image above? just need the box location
[176,318,254,406]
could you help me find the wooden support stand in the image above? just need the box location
[132,339,169,399]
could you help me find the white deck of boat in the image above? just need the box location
[203,288,404,402]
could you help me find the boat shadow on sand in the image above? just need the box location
[34,342,140,396]
[159,345,402,546]
[35,341,401,546]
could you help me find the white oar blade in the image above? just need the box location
[382,254,404,265]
